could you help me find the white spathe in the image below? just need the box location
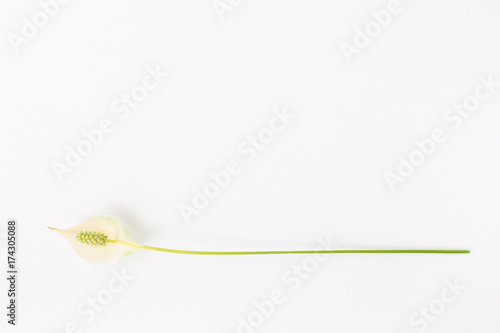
[50,215,139,266]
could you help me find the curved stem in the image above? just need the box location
[107,239,469,255]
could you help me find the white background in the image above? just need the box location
[1,0,499,332]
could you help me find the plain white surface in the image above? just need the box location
[0,0,499,332]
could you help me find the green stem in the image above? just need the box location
[108,240,469,255]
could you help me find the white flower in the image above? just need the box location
[50,215,470,266]
[49,215,140,266]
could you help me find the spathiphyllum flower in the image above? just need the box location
[49,215,140,266]
[50,214,470,266]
